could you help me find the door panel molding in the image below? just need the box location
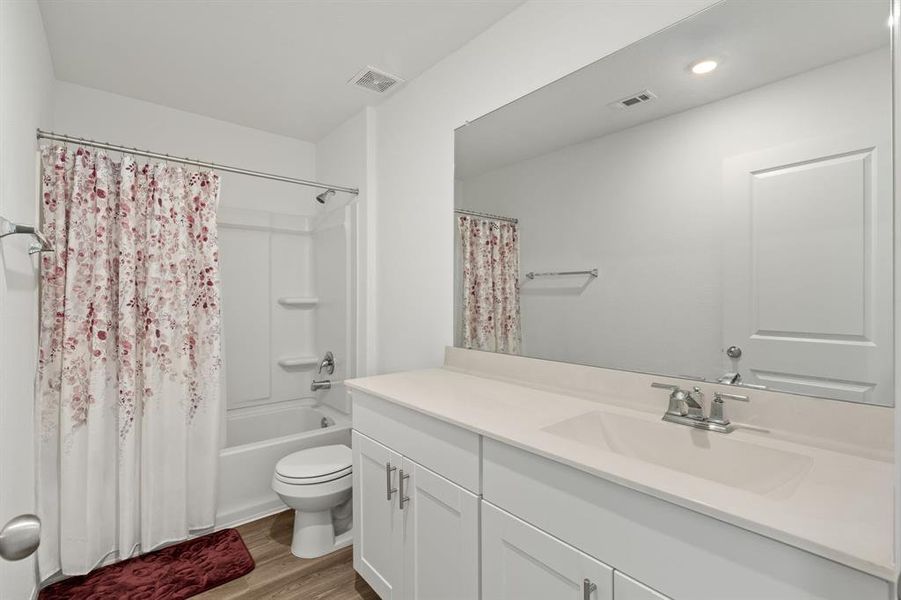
[724,130,892,406]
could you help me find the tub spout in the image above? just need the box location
[311,379,331,392]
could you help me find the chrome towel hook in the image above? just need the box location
[0,216,53,255]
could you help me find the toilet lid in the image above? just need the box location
[275,445,352,480]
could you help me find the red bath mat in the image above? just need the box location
[39,528,255,600]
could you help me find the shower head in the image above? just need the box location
[316,189,336,204]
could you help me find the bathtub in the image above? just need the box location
[217,402,351,528]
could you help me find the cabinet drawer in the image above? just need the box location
[351,390,480,493]
[482,438,890,600]
[614,572,670,600]
[482,501,612,600]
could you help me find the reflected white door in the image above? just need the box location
[723,131,892,405]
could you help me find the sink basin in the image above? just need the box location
[542,411,813,498]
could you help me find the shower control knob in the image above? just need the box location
[726,345,742,359]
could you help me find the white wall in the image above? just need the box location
[372,0,718,374]
[53,81,318,215]
[314,108,375,411]
[0,0,55,597]
[459,50,890,382]
[53,83,323,412]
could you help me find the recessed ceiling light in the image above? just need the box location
[690,59,718,75]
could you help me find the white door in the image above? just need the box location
[401,458,479,600]
[481,501,612,600]
[723,131,893,405]
[614,572,671,600]
[353,431,404,599]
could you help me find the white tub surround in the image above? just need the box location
[346,348,893,599]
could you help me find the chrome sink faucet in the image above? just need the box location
[651,382,749,433]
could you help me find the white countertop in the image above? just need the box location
[346,367,895,581]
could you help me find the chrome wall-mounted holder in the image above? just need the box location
[525,268,598,280]
[0,217,53,255]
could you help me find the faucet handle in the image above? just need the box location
[685,386,704,415]
[318,351,335,375]
[710,391,750,426]
[652,382,690,416]
[651,382,681,391]
[713,391,749,403]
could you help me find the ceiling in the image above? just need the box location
[455,0,890,179]
[38,0,522,141]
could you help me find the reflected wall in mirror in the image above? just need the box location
[453,0,893,406]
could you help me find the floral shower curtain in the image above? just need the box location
[458,215,521,354]
[37,146,223,577]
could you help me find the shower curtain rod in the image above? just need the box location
[454,208,518,224]
[36,129,359,195]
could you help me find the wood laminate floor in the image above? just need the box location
[194,511,378,600]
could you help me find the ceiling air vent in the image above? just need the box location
[608,89,657,110]
[348,66,404,94]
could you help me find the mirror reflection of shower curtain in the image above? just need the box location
[457,215,521,354]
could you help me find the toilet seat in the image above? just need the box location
[275,466,351,485]
[275,445,352,485]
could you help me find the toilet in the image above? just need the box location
[271,444,353,558]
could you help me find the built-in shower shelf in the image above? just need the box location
[277,356,319,369]
[278,297,319,307]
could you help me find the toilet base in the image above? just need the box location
[290,509,354,559]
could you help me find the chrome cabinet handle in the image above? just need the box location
[583,578,597,600]
[386,462,397,501]
[399,469,410,510]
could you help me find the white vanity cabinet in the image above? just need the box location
[353,431,403,599]
[482,438,891,600]
[482,501,614,600]
[352,431,479,600]
[402,458,479,600]
[351,392,481,600]
[613,572,670,600]
[350,387,892,600]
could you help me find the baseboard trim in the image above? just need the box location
[215,500,289,531]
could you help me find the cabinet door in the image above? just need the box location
[614,572,671,600]
[353,431,404,599]
[401,458,479,600]
[482,501,612,600]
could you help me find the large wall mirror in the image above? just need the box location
[453,0,894,406]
